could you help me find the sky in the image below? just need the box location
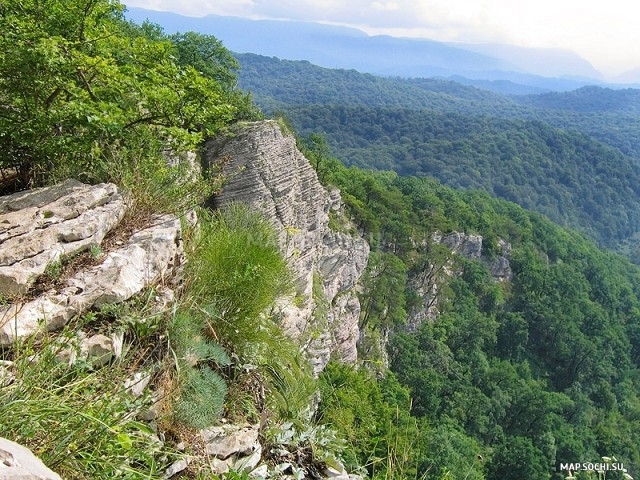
[123,0,640,77]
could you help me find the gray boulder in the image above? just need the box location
[0,179,126,296]
[0,212,182,345]
[0,437,61,480]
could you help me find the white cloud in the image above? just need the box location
[371,2,399,12]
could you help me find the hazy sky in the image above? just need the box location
[124,0,640,76]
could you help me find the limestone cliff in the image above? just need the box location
[203,121,369,373]
[406,231,511,332]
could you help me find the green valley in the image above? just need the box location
[237,54,640,260]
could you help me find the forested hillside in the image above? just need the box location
[309,152,640,480]
[236,54,640,258]
[288,105,640,248]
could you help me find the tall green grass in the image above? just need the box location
[174,204,318,429]
[184,204,291,357]
[0,330,172,479]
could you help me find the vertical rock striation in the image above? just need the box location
[204,121,369,373]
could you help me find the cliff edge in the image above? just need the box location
[204,121,369,373]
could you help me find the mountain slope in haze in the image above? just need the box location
[237,53,640,160]
[454,42,604,80]
[125,7,604,92]
[615,66,640,84]
[236,53,526,115]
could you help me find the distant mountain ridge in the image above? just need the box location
[452,42,603,80]
[125,7,627,93]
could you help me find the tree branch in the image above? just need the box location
[76,68,97,101]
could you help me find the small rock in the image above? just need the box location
[124,371,151,398]
[200,424,260,459]
[81,334,113,366]
[54,346,78,366]
[110,331,124,358]
[183,209,198,228]
[139,389,164,421]
[139,408,158,422]
[232,443,262,472]
[153,286,175,309]
[209,457,231,475]
[249,464,268,479]
[325,465,349,478]
[0,437,62,480]
[164,457,190,479]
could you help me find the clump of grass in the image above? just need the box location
[184,203,291,358]
[173,204,318,428]
[42,259,63,281]
[0,330,173,479]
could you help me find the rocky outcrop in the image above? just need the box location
[406,231,512,331]
[0,182,183,345]
[0,437,62,480]
[0,179,126,296]
[204,121,369,372]
[436,231,512,280]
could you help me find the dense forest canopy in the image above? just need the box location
[310,154,640,480]
[288,105,640,247]
[236,53,640,260]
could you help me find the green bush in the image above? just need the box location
[316,362,426,478]
[0,0,241,189]
[169,309,231,429]
[185,204,291,357]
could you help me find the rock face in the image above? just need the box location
[0,437,62,480]
[0,179,126,296]
[204,121,369,372]
[0,182,183,345]
[406,231,512,332]
[436,231,512,280]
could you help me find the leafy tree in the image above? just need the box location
[487,436,552,480]
[359,251,408,331]
[0,0,239,187]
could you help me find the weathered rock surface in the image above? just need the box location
[435,231,512,280]
[407,231,512,331]
[199,424,262,475]
[0,179,126,296]
[0,437,62,480]
[0,181,183,345]
[204,121,369,372]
